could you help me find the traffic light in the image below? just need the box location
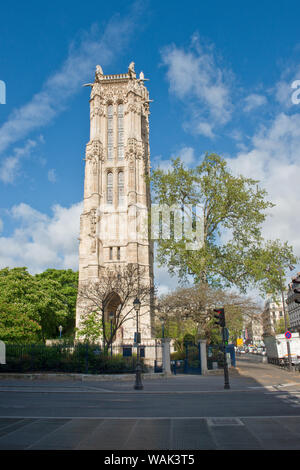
[214,308,225,327]
[292,273,300,304]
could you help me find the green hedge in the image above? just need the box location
[0,344,147,374]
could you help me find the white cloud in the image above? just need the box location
[152,146,197,172]
[227,112,300,261]
[0,219,3,233]
[0,7,140,157]
[0,138,41,183]
[244,93,267,112]
[48,169,57,183]
[0,202,83,273]
[161,34,233,137]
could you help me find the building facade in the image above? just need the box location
[75,63,155,353]
[245,314,264,345]
[286,281,300,331]
[262,293,287,335]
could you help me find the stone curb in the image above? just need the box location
[0,372,167,382]
[0,369,240,381]
[203,367,240,376]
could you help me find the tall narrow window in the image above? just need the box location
[107,172,113,204]
[109,247,113,260]
[118,171,124,206]
[117,104,124,160]
[107,105,114,161]
[117,247,121,260]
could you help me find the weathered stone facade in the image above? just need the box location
[76,63,155,350]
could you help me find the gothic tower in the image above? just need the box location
[76,62,154,349]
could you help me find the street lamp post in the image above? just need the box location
[159,317,165,339]
[133,297,143,390]
[109,312,114,357]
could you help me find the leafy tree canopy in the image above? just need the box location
[0,267,78,343]
[151,154,297,296]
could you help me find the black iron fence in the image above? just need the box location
[267,356,300,371]
[171,344,202,375]
[0,343,149,374]
[207,344,236,370]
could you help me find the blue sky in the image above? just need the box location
[1,0,300,296]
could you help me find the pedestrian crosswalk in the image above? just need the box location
[264,391,300,407]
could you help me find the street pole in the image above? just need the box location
[110,319,113,357]
[281,286,292,371]
[222,327,230,390]
[108,312,114,358]
[214,308,230,390]
[133,297,143,390]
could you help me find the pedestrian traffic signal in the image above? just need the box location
[214,308,225,327]
[292,274,300,304]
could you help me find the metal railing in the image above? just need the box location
[0,343,148,375]
[267,356,300,371]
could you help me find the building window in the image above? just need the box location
[107,105,114,161]
[107,172,113,204]
[117,247,121,260]
[123,346,132,357]
[118,104,124,160]
[118,171,124,205]
[109,247,113,260]
[140,347,145,358]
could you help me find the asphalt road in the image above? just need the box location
[0,355,300,450]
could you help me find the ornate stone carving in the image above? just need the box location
[128,61,136,79]
[126,102,141,114]
[125,138,143,160]
[91,82,101,99]
[95,65,104,81]
[89,209,97,253]
[86,140,104,161]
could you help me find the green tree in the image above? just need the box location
[0,301,41,343]
[156,284,259,345]
[151,154,297,295]
[35,269,78,337]
[275,317,288,334]
[0,267,76,343]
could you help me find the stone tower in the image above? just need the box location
[76,63,154,350]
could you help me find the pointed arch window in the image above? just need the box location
[118,171,124,206]
[117,104,124,160]
[107,105,114,161]
[107,172,113,204]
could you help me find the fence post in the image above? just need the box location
[184,344,188,373]
[162,338,171,375]
[198,342,202,374]
[85,343,89,374]
[199,340,208,375]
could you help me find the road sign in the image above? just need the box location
[285,331,292,339]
